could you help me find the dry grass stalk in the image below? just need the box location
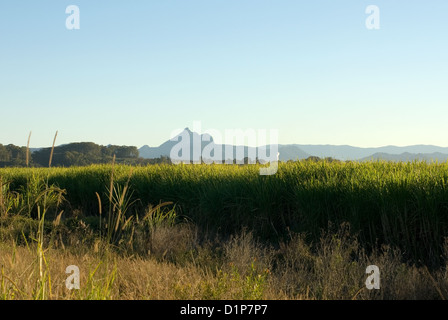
[26,131,32,168]
[48,131,58,168]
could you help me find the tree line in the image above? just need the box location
[0,142,172,167]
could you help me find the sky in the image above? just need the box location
[0,0,447,148]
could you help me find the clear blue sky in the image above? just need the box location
[1,1,447,148]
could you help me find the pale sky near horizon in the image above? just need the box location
[0,1,447,148]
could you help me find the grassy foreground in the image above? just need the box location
[2,220,448,300]
[2,160,448,299]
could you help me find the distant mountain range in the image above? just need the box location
[139,128,281,163]
[24,128,448,163]
[359,152,448,162]
[138,128,448,162]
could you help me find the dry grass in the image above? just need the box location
[0,240,278,300]
[2,221,448,300]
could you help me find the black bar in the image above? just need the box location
[3,300,447,319]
